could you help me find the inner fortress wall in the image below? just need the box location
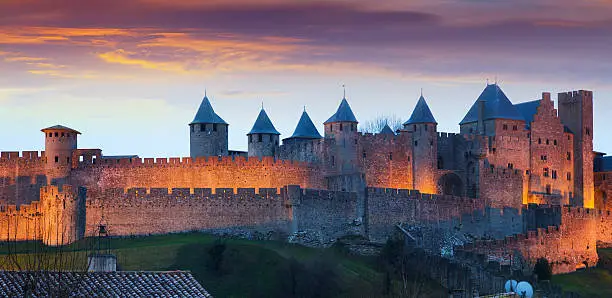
[360,133,414,189]
[70,156,326,191]
[0,151,47,205]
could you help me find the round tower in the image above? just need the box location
[190,94,229,157]
[247,108,280,157]
[324,97,359,176]
[404,95,438,194]
[42,125,80,185]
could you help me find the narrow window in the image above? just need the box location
[544,168,549,177]
[54,156,59,163]
[586,127,591,136]
[414,141,418,146]
[54,132,58,137]
[61,132,65,137]
[213,124,217,132]
[513,125,518,131]
[407,156,410,161]
[538,138,542,144]
[508,163,513,169]
[331,156,335,166]
[48,133,52,137]
[554,139,557,146]
[249,135,252,143]
[567,173,572,181]
[362,151,366,159]
[492,148,496,153]
[526,170,530,175]
[413,125,417,131]
[354,139,357,145]
[66,157,70,164]
[546,184,551,194]
[552,170,557,179]
[389,152,393,161]
[567,152,571,161]
[270,135,273,142]
[340,123,343,131]
[200,124,205,132]
[424,125,428,131]
[546,139,550,145]
[258,134,262,142]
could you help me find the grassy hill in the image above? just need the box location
[0,233,447,297]
[551,248,612,298]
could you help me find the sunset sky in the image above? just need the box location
[1,0,611,156]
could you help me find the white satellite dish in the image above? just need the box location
[516,281,534,298]
[504,279,518,292]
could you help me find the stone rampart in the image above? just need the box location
[71,156,326,192]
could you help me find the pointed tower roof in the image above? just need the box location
[460,84,524,125]
[324,98,358,124]
[379,124,395,135]
[289,110,322,139]
[404,95,437,125]
[248,108,280,135]
[190,95,227,125]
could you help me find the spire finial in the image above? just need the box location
[420,88,423,97]
[494,75,498,85]
[204,88,207,98]
[342,84,346,99]
[303,105,306,112]
[261,100,264,110]
[486,78,489,85]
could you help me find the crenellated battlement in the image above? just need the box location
[81,155,314,169]
[0,151,46,164]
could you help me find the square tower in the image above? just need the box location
[558,90,594,208]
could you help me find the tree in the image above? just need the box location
[359,114,404,134]
[533,257,552,281]
[208,239,226,273]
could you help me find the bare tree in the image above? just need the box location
[0,210,97,296]
[359,114,404,134]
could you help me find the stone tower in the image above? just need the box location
[41,185,86,246]
[324,97,362,191]
[404,95,438,194]
[42,125,80,185]
[558,90,594,208]
[189,94,229,157]
[247,108,280,157]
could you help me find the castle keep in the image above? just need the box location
[1,83,611,274]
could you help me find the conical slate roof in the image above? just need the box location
[248,108,280,135]
[514,100,541,129]
[289,110,322,139]
[379,124,395,135]
[190,96,227,125]
[460,84,524,125]
[324,98,358,124]
[403,95,437,125]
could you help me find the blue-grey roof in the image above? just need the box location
[190,96,227,125]
[102,155,139,159]
[404,95,437,125]
[601,156,612,172]
[41,125,81,134]
[514,100,541,129]
[460,84,525,125]
[248,108,280,135]
[324,98,358,124]
[289,110,322,139]
[379,124,395,135]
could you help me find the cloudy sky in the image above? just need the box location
[1,0,611,156]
